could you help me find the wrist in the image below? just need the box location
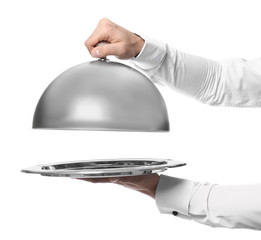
[150,174,160,198]
[133,34,145,58]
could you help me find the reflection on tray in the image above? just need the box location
[42,160,167,171]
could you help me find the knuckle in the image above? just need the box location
[84,38,89,46]
[99,18,111,26]
[84,39,92,51]
[99,18,114,33]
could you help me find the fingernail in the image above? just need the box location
[110,177,120,183]
[93,48,100,58]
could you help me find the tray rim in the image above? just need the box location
[21,158,186,178]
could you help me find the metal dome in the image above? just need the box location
[33,59,169,131]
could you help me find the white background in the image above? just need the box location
[1,0,261,239]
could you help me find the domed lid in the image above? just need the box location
[33,59,169,131]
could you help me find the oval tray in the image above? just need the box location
[21,158,186,178]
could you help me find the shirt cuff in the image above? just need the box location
[155,175,195,217]
[131,36,167,70]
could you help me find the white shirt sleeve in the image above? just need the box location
[131,36,261,107]
[155,175,261,230]
[131,36,261,229]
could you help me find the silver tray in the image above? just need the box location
[21,158,186,178]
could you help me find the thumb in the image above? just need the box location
[91,43,123,58]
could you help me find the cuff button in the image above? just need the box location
[172,211,178,216]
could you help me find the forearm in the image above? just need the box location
[156,175,261,230]
[131,36,261,107]
[131,36,224,105]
